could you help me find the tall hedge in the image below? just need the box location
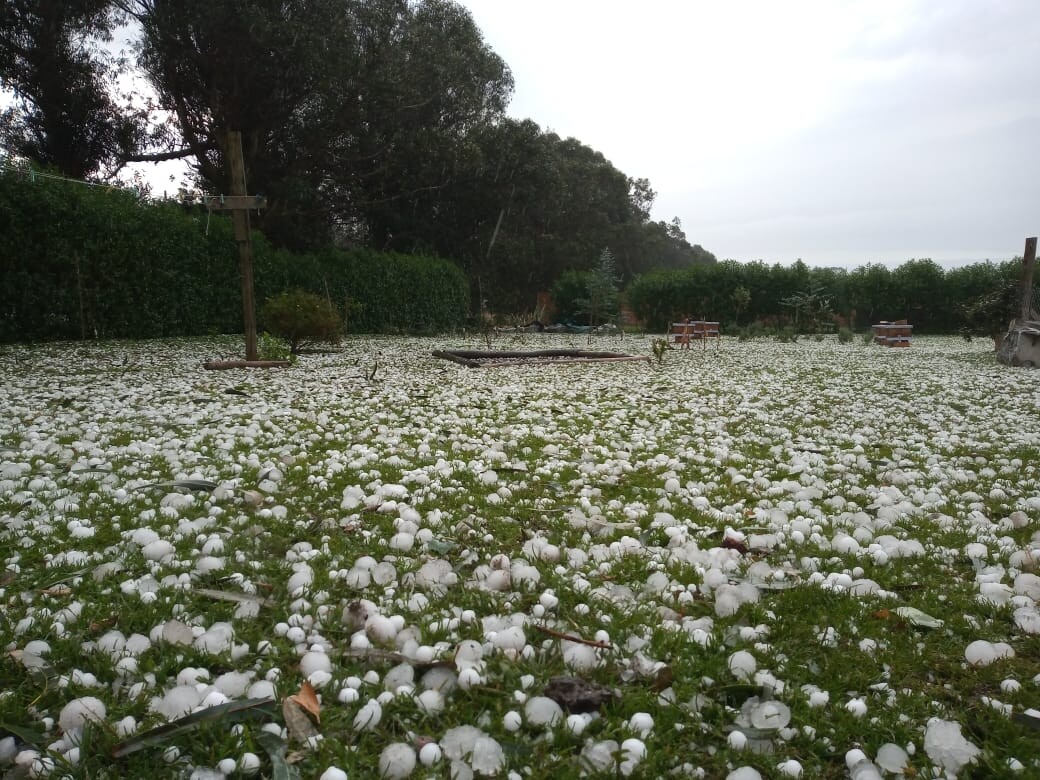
[0,167,468,342]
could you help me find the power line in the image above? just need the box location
[0,159,145,193]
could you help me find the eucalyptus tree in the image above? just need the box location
[0,0,136,178]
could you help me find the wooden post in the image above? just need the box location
[1020,237,1037,322]
[227,130,258,361]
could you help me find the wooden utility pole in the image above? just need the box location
[1019,236,1037,322]
[199,133,284,371]
[206,130,265,360]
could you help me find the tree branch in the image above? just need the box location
[121,146,207,163]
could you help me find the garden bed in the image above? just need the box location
[432,348,649,367]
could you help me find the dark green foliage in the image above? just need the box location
[837,326,854,343]
[548,270,592,324]
[549,248,622,326]
[736,322,766,341]
[576,248,621,326]
[626,257,1026,334]
[257,331,292,362]
[260,290,342,354]
[122,0,514,251]
[0,1,135,179]
[781,284,832,333]
[255,245,468,334]
[952,261,1027,341]
[5,2,715,310]
[0,166,240,341]
[458,122,714,313]
[0,167,468,342]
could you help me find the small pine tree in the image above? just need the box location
[578,248,621,327]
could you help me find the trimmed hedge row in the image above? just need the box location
[0,168,468,342]
[626,259,1023,333]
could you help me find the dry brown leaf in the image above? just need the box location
[281,698,319,743]
[872,609,891,620]
[289,681,321,723]
[41,586,72,597]
[652,664,674,692]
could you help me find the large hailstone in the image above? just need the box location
[875,743,909,774]
[562,640,599,672]
[441,725,489,765]
[727,650,757,680]
[470,736,505,776]
[378,743,416,779]
[580,740,619,773]
[1013,606,1040,634]
[59,697,107,733]
[924,718,980,773]
[964,640,1014,666]
[524,697,563,727]
[353,699,382,731]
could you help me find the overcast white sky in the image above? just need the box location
[461,0,1040,268]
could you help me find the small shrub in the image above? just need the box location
[837,326,853,344]
[775,326,798,343]
[550,270,594,323]
[861,332,875,345]
[261,290,343,355]
[651,338,668,363]
[738,321,766,341]
[813,333,825,342]
[258,331,292,362]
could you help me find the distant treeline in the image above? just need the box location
[626,258,1021,334]
[0,168,467,343]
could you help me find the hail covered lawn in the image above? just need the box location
[1,335,1039,780]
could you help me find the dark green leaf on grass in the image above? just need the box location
[0,722,47,745]
[137,479,219,493]
[257,730,299,780]
[712,684,761,707]
[111,697,276,758]
[501,741,533,759]
[722,724,779,740]
[426,537,457,554]
[195,588,272,608]
[68,466,113,475]
[1011,712,1040,733]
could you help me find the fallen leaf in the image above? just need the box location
[195,588,271,608]
[873,609,891,620]
[544,676,619,713]
[894,606,944,628]
[653,665,674,692]
[282,698,319,743]
[137,479,218,493]
[111,698,275,757]
[289,681,321,723]
[721,537,749,555]
[256,731,299,780]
